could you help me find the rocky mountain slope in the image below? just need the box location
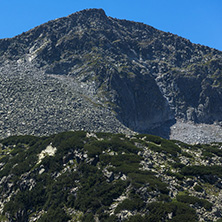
[1,131,222,221]
[0,8,222,143]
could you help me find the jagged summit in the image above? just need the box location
[65,8,109,28]
[0,9,222,143]
[69,8,107,18]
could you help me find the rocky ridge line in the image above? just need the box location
[0,9,222,143]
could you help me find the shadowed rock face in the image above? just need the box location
[0,8,222,141]
[109,71,172,131]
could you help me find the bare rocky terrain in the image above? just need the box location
[1,9,222,222]
[170,121,222,144]
[0,60,132,138]
[0,8,222,144]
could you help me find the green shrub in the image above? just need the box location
[176,195,213,211]
[141,134,163,145]
[193,184,204,192]
[148,143,162,153]
[203,146,222,157]
[160,140,181,156]
[202,151,214,158]
[52,131,85,148]
[166,171,184,180]
[171,162,185,169]
[181,151,193,158]
[95,132,113,139]
[146,137,181,157]
[181,165,222,178]
[1,135,39,146]
[146,201,197,222]
[82,213,95,222]
[115,198,144,213]
[172,140,190,149]
[99,214,118,222]
[129,171,168,193]
[126,214,146,222]
[84,144,102,157]
[38,206,71,222]
[157,194,171,202]
[84,135,141,158]
[100,154,141,167]
[4,183,47,217]
[108,136,142,154]
[74,163,129,213]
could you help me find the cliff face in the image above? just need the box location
[0,9,222,141]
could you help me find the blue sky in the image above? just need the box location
[1,0,222,51]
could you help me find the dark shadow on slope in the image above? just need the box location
[140,119,176,140]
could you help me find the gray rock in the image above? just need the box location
[0,9,222,144]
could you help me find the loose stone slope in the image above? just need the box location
[0,8,222,143]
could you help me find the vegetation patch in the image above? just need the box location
[0,131,221,221]
[181,165,222,179]
[176,194,213,211]
[115,197,144,213]
[146,201,198,222]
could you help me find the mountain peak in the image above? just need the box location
[69,8,107,20]
[0,9,222,144]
